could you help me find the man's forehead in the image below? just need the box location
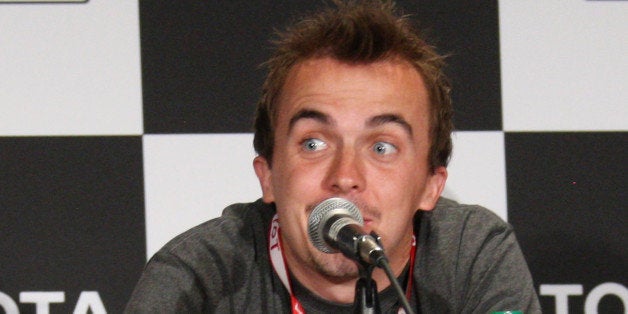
[288,55,421,78]
[274,56,430,132]
[287,108,414,138]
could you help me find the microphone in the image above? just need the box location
[307,197,386,266]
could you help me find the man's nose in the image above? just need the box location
[323,147,366,194]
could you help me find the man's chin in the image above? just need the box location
[311,252,360,281]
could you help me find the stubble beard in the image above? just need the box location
[309,247,360,281]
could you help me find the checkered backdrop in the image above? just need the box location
[1,1,626,313]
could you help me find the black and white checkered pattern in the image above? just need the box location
[1,1,626,312]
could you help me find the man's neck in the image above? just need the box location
[285,247,411,304]
[291,265,410,312]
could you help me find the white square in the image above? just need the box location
[0,0,142,135]
[442,131,508,221]
[143,133,262,259]
[499,1,628,131]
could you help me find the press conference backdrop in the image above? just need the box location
[0,1,626,313]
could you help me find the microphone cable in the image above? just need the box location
[376,256,415,314]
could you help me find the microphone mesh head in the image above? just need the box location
[307,197,363,253]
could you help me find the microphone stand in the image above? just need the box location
[353,261,381,314]
[351,232,416,314]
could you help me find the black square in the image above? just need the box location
[405,0,502,130]
[140,0,501,133]
[0,136,146,313]
[506,132,627,313]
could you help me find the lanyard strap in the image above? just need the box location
[269,213,416,314]
[269,214,306,313]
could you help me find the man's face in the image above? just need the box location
[254,57,446,281]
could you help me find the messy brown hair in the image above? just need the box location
[253,0,453,172]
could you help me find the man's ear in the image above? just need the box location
[418,166,447,210]
[253,156,275,203]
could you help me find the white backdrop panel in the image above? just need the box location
[442,131,507,220]
[499,0,628,131]
[143,133,261,258]
[0,0,142,136]
[144,131,507,258]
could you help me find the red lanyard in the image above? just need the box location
[269,213,416,314]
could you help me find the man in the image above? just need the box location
[126,1,541,313]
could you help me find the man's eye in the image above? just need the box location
[372,142,397,155]
[301,138,327,152]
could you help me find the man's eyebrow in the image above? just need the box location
[288,109,333,134]
[367,114,414,138]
